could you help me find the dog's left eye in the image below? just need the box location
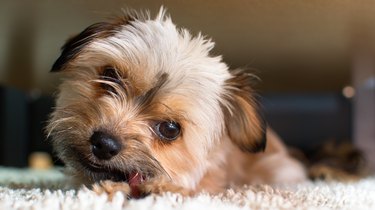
[100,67,123,93]
[155,121,181,141]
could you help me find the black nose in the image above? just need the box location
[90,131,122,160]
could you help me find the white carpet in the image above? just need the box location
[0,167,374,210]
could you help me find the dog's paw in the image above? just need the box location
[92,180,131,200]
[139,180,193,197]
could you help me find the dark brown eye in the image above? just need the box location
[100,67,122,93]
[155,121,181,141]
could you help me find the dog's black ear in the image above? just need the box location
[222,69,267,153]
[51,13,140,72]
[51,22,115,72]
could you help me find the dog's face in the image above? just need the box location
[48,9,266,190]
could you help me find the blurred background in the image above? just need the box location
[0,0,374,173]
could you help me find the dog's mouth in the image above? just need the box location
[81,160,146,196]
[65,147,166,197]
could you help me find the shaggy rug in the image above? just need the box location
[0,167,374,210]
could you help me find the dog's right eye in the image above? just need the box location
[154,121,181,141]
[100,67,123,93]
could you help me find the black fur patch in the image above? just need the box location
[136,73,169,107]
[51,14,138,72]
[51,22,116,72]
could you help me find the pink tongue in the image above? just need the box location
[129,172,144,198]
[129,172,143,185]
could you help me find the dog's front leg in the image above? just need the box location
[92,180,131,200]
[92,179,193,200]
[139,178,194,197]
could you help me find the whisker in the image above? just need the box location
[47,116,77,138]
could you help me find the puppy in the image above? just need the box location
[47,8,306,198]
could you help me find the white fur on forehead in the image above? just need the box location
[80,8,229,79]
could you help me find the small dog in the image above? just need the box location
[47,8,306,198]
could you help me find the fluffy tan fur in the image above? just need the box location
[47,8,306,197]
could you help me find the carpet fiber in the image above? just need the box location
[0,167,374,210]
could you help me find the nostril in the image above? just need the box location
[90,131,122,160]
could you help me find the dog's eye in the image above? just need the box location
[100,67,123,93]
[155,121,181,141]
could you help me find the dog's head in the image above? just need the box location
[47,8,266,190]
